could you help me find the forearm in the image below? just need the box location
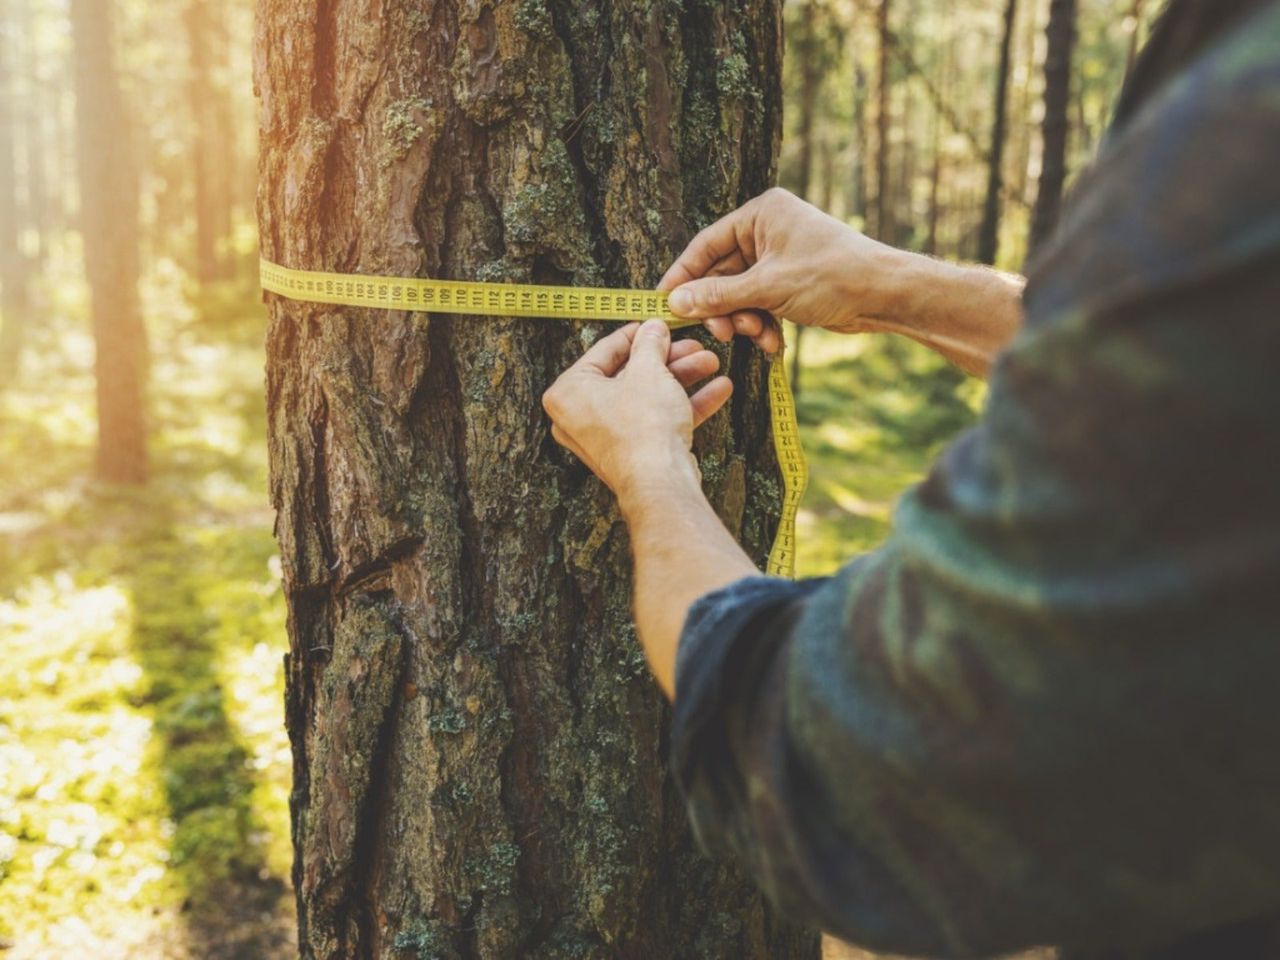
[868,250,1026,378]
[619,445,759,700]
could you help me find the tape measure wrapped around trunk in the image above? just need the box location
[259,258,808,578]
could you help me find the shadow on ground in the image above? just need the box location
[0,316,295,958]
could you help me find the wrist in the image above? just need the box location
[615,440,703,524]
[861,244,955,328]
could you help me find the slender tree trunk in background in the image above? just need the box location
[1008,0,1039,211]
[976,0,1018,265]
[256,1,817,957]
[791,0,820,396]
[1125,0,1146,81]
[925,5,953,258]
[20,0,49,266]
[71,0,148,484]
[925,114,942,256]
[795,1,819,206]
[1072,70,1091,162]
[819,136,835,217]
[874,0,893,241]
[1030,0,1077,253]
[0,0,29,383]
[893,86,914,247]
[851,62,869,225]
[210,2,237,278]
[186,0,220,285]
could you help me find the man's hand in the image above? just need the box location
[661,187,1026,378]
[542,319,733,502]
[659,187,905,352]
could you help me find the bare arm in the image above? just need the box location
[619,450,756,698]
[865,254,1025,377]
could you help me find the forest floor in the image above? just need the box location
[0,271,979,958]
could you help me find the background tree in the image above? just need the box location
[0,0,29,382]
[256,0,817,956]
[71,0,148,484]
[977,0,1018,265]
[185,0,221,285]
[784,0,843,394]
[1030,0,1078,252]
[874,0,893,241]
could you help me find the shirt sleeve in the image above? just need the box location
[669,14,1280,958]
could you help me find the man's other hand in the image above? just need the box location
[659,187,910,350]
[542,320,732,501]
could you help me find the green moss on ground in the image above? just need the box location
[0,264,294,957]
[789,326,983,576]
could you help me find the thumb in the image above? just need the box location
[668,272,763,319]
[630,318,671,368]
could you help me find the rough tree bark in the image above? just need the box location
[256,1,818,958]
[1029,0,1077,253]
[976,0,1018,266]
[70,0,148,483]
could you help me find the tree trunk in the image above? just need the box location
[0,0,28,383]
[20,0,49,266]
[1125,0,1146,82]
[1030,0,1077,253]
[256,2,818,958]
[186,0,221,285]
[924,115,942,256]
[851,62,868,225]
[924,2,952,258]
[71,0,148,484]
[790,0,821,396]
[874,0,893,241]
[976,0,1018,266]
[209,2,237,279]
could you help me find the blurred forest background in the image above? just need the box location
[0,0,1158,956]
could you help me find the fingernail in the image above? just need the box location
[669,288,692,314]
[641,317,667,335]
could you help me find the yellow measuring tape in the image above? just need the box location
[260,258,808,578]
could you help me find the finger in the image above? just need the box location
[731,310,764,338]
[658,207,752,291]
[755,317,783,355]
[629,317,672,369]
[578,322,639,375]
[668,349,720,389]
[690,376,734,428]
[668,270,765,320]
[705,249,751,277]
[667,338,702,363]
[703,316,734,343]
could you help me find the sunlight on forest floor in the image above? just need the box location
[0,269,979,957]
[0,262,294,958]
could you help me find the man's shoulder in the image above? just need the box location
[1024,2,1280,324]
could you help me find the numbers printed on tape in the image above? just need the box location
[260,258,807,579]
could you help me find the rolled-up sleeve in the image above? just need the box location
[670,22,1280,959]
